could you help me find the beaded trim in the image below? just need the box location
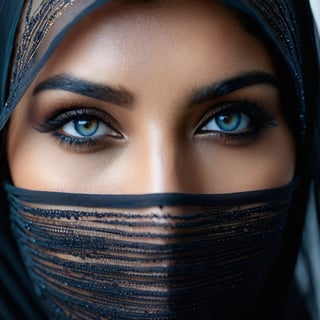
[11,0,75,85]
[3,0,75,118]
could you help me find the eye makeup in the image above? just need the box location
[33,96,278,152]
[35,106,124,152]
[195,100,277,145]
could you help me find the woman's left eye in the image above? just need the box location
[201,111,250,133]
[195,102,277,144]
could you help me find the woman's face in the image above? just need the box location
[7,0,295,194]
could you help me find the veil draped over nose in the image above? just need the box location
[0,1,318,319]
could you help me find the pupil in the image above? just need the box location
[221,114,233,124]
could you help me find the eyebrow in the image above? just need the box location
[33,74,134,108]
[33,71,278,108]
[190,71,278,106]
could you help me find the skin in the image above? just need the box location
[7,0,295,194]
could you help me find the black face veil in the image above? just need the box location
[0,1,319,319]
[3,180,298,320]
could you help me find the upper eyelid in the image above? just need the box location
[65,107,115,123]
[48,107,111,121]
[195,101,276,131]
[35,106,123,135]
[198,101,265,119]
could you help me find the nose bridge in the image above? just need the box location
[137,125,182,194]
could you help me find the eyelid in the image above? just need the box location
[195,100,277,134]
[35,106,124,138]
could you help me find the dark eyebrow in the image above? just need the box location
[33,74,134,108]
[33,71,277,109]
[190,71,278,106]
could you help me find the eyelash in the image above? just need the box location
[195,100,277,144]
[35,107,123,151]
[35,100,276,151]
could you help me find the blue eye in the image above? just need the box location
[73,119,99,137]
[36,108,124,151]
[62,118,117,138]
[203,111,250,133]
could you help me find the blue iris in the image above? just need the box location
[73,119,99,137]
[216,112,242,132]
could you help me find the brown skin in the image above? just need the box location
[7,0,295,194]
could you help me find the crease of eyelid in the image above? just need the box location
[32,71,278,110]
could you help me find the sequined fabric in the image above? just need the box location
[5,181,296,319]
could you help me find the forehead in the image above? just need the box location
[36,0,275,91]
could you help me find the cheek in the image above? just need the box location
[7,119,295,194]
[7,122,53,190]
[6,102,67,191]
[194,125,295,192]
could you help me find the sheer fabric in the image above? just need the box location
[0,0,318,319]
[6,181,296,319]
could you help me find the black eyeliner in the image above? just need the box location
[195,100,278,143]
[34,106,123,151]
[36,108,100,132]
[52,132,99,149]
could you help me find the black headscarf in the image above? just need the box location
[0,1,318,319]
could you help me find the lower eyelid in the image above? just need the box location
[51,131,118,152]
[196,129,261,146]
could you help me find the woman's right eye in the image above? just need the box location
[36,108,123,150]
[62,117,119,138]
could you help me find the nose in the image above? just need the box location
[124,128,200,194]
